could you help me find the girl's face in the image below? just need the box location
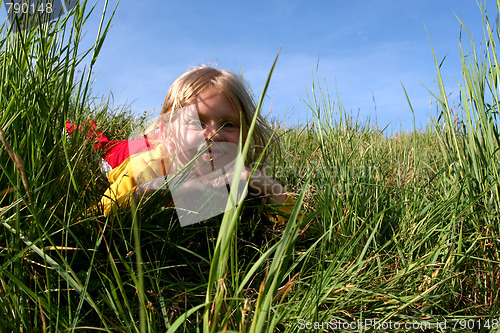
[194,87,243,146]
[163,88,246,175]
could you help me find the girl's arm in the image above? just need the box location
[246,170,287,204]
[101,154,159,215]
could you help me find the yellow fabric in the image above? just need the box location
[269,195,298,225]
[100,144,173,215]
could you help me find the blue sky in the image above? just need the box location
[2,1,494,132]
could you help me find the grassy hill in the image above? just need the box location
[1,1,499,332]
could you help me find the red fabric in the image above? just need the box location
[65,122,156,169]
[65,121,109,150]
[101,138,155,169]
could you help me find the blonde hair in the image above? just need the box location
[160,65,275,164]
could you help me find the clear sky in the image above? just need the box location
[1,1,494,132]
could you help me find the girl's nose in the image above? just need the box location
[204,124,223,142]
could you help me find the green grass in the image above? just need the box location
[1,0,500,332]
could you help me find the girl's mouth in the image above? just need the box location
[200,150,224,161]
[192,142,238,174]
[198,142,228,162]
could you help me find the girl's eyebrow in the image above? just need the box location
[198,115,239,123]
[223,112,241,121]
[220,118,240,125]
[220,115,239,121]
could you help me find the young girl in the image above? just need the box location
[100,65,293,224]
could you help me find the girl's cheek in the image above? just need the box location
[230,129,243,142]
[188,132,206,149]
[228,133,240,144]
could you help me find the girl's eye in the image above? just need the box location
[222,122,237,128]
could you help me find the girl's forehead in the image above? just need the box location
[195,89,239,118]
[195,87,230,104]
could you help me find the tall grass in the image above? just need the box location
[0,1,121,331]
[1,0,500,332]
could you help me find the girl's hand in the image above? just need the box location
[210,167,287,204]
[134,177,168,200]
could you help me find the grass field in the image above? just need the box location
[1,1,499,332]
